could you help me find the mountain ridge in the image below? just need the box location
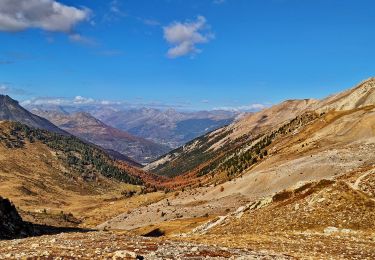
[25,104,240,149]
[30,109,170,164]
[0,95,67,135]
[145,78,375,183]
[314,77,375,112]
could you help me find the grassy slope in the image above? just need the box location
[0,121,168,228]
[2,121,142,184]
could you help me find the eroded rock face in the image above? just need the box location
[0,196,31,240]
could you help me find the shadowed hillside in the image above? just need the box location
[0,95,66,135]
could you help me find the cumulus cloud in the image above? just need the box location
[0,0,90,33]
[163,16,214,58]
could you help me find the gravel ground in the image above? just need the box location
[0,231,293,260]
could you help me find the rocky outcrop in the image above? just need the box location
[0,196,32,240]
[0,196,90,241]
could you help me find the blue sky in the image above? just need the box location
[0,0,374,111]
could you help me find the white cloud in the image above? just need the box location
[21,96,193,110]
[0,0,90,33]
[21,96,121,107]
[163,16,214,58]
[0,84,9,93]
[73,96,95,104]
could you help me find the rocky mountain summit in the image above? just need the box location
[0,95,66,135]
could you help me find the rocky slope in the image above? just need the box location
[0,231,291,259]
[0,95,66,135]
[183,173,375,259]
[315,77,375,112]
[145,99,317,179]
[30,109,169,164]
[145,78,375,183]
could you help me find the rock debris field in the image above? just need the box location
[0,231,293,260]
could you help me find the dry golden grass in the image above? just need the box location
[0,126,166,228]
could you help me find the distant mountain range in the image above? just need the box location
[0,95,168,165]
[25,104,240,149]
[1,94,238,165]
[93,108,240,148]
[30,109,170,164]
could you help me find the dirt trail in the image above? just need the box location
[352,169,374,189]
